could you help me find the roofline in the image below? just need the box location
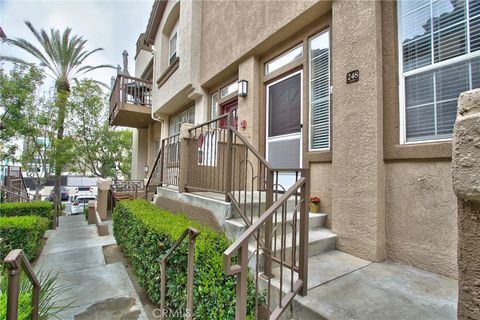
[145,0,168,46]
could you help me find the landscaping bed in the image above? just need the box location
[113,199,257,319]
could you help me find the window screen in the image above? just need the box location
[268,74,301,137]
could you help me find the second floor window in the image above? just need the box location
[169,32,177,65]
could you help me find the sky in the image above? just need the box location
[0,0,154,87]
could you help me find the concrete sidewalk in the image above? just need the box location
[35,215,148,319]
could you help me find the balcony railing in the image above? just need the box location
[109,75,153,126]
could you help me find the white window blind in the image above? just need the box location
[400,0,480,142]
[169,32,177,65]
[309,30,330,151]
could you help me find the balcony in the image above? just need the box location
[109,75,155,128]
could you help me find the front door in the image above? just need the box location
[266,71,303,190]
[219,98,238,128]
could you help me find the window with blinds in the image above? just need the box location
[309,30,330,151]
[169,105,195,136]
[400,0,480,142]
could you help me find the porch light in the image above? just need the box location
[238,80,248,97]
[144,164,149,174]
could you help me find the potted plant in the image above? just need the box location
[309,195,321,213]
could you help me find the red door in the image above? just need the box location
[219,99,238,128]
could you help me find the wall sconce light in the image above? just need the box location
[144,164,149,174]
[238,80,248,97]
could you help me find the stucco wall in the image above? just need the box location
[131,128,148,180]
[310,163,332,227]
[134,49,152,78]
[201,0,318,85]
[386,161,458,279]
[151,0,203,115]
[330,0,386,262]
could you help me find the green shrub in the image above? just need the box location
[0,202,54,227]
[0,216,49,261]
[113,200,257,319]
[0,267,71,320]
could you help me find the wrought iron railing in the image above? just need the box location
[146,134,180,193]
[109,75,153,124]
[3,249,41,320]
[159,227,200,320]
[112,179,145,195]
[186,114,229,193]
[144,112,309,318]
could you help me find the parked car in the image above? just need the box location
[70,195,97,215]
[47,187,69,202]
[75,186,95,194]
[71,186,96,202]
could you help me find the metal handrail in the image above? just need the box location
[4,249,41,320]
[224,178,305,261]
[160,227,200,320]
[188,113,228,132]
[224,178,308,319]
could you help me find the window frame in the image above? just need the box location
[308,29,331,152]
[398,0,480,144]
[168,32,178,66]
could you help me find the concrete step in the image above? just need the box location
[258,250,371,319]
[257,251,457,320]
[246,228,337,273]
[230,192,299,219]
[225,212,327,241]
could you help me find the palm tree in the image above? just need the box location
[1,21,113,216]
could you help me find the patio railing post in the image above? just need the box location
[179,124,191,193]
[263,168,274,278]
[224,112,233,202]
[299,169,309,296]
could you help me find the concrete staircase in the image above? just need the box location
[154,187,338,259]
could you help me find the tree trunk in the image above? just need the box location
[53,87,70,221]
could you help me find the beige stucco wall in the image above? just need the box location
[330,0,386,262]
[135,49,152,78]
[151,0,204,116]
[386,161,458,279]
[310,163,332,227]
[131,128,148,180]
[200,0,330,86]
[147,122,162,167]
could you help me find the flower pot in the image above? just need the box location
[309,202,320,213]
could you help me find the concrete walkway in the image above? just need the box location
[35,215,148,319]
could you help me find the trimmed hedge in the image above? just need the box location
[0,201,54,227]
[0,215,49,261]
[113,200,257,319]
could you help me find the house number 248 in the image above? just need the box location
[346,70,359,84]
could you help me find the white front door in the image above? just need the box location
[266,70,303,191]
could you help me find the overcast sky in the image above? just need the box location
[0,0,154,87]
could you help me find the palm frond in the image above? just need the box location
[76,64,115,76]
